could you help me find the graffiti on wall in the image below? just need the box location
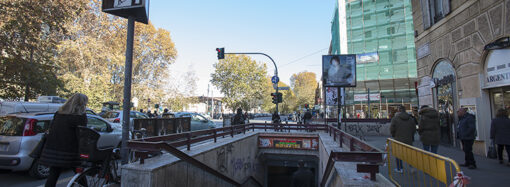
[216,144,233,173]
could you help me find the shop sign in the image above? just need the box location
[354,93,380,101]
[258,136,319,150]
[484,49,510,88]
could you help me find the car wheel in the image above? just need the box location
[28,159,50,179]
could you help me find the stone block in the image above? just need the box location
[454,9,470,28]
[469,1,480,17]
[480,0,500,11]
[451,28,463,42]
[459,75,481,98]
[471,32,485,53]
[506,0,510,35]
[463,20,476,36]
[476,13,493,42]
[456,37,472,52]
[457,63,481,78]
[488,4,504,37]
[442,35,452,59]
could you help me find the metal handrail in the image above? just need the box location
[320,125,385,186]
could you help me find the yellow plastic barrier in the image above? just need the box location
[387,138,461,187]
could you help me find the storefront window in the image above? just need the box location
[432,60,456,145]
[490,87,510,118]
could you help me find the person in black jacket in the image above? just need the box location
[456,107,477,169]
[232,108,245,125]
[490,108,510,166]
[40,93,88,187]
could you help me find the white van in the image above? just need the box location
[0,102,62,116]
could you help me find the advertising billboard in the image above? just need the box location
[323,55,356,87]
[325,87,339,106]
[258,136,319,150]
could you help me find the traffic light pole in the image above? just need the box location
[224,52,279,114]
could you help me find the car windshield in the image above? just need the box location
[101,111,119,118]
[0,116,25,136]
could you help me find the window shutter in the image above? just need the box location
[442,0,451,16]
[420,0,432,29]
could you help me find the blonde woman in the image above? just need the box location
[40,93,88,187]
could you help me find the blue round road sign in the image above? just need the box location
[271,76,279,84]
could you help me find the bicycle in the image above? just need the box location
[67,127,121,187]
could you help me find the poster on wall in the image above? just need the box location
[258,136,318,150]
[325,87,338,106]
[323,55,356,87]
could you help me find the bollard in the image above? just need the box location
[243,125,246,134]
[213,130,217,143]
[339,132,343,148]
[231,126,234,137]
[264,121,267,132]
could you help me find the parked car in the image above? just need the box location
[100,110,148,129]
[0,112,121,178]
[0,101,97,116]
[174,112,216,131]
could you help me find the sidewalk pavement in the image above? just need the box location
[364,136,510,187]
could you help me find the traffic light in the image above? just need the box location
[271,93,277,104]
[216,48,225,59]
[304,104,309,109]
[271,92,283,104]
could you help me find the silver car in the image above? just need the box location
[0,112,121,178]
[174,112,216,131]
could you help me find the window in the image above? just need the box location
[420,0,450,29]
[365,31,372,38]
[387,27,395,35]
[87,117,109,132]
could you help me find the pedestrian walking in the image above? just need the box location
[146,110,154,118]
[39,93,88,187]
[490,108,510,166]
[232,108,245,125]
[418,105,440,154]
[390,105,416,173]
[290,160,313,187]
[456,107,477,169]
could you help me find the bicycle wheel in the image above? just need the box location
[67,167,107,187]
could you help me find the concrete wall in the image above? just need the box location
[342,122,391,137]
[122,133,264,187]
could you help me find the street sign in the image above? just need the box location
[102,0,150,24]
[278,87,290,90]
[271,76,279,84]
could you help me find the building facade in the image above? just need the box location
[412,0,510,153]
[329,0,418,119]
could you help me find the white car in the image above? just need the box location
[100,110,148,129]
[174,112,216,131]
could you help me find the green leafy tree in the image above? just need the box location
[55,0,177,110]
[290,71,317,109]
[0,0,86,100]
[211,55,268,112]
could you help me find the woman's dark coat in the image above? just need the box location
[490,117,510,145]
[39,113,87,167]
[390,112,417,145]
[418,107,441,145]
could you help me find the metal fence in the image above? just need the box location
[386,138,462,187]
[132,117,191,137]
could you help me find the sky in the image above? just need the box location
[148,0,335,97]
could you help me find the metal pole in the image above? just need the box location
[224,52,279,114]
[121,16,135,165]
[337,87,341,129]
[367,88,371,119]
